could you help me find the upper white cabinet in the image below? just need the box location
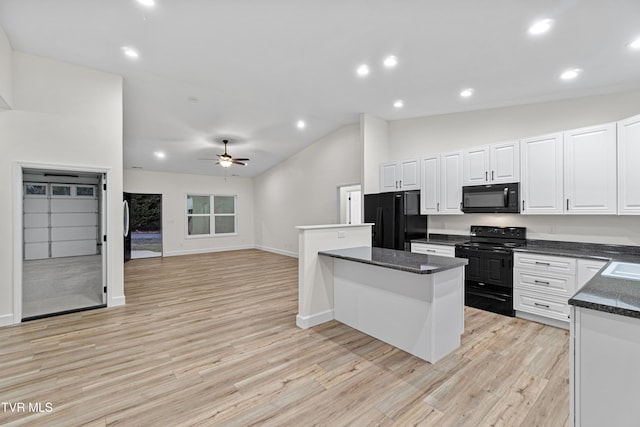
[617,114,640,214]
[564,123,617,214]
[462,141,520,186]
[380,158,420,192]
[420,151,463,215]
[520,132,564,214]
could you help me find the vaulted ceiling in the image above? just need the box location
[1,0,639,177]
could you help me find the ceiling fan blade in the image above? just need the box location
[232,160,247,166]
[232,158,250,161]
[198,158,217,160]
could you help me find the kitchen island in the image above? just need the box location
[319,246,468,363]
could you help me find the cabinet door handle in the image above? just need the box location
[492,170,495,181]
[399,180,402,188]
[395,181,398,189]
[485,171,488,181]
[522,200,525,211]
[535,261,551,266]
[437,202,440,212]
[534,302,550,309]
[426,249,436,253]
[534,280,550,285]
[566,199,569,210]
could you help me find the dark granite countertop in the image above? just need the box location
[569,261,640,319]
[318,246,468,275]
[411,233,469,247]
[514,239,640,262]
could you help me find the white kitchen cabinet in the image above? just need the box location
[379,158,420,192]
[576,259,607,290]
[617,114,640,214]
[514,252,576,326]
[514,253,609,328]
[420,151,463,215]
[571,307,640,427]
[462,141,519,186]
[564,123,617,214]
[411,242,455,257]
[520,132,564,214]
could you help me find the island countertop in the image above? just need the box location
[318,246,468,275]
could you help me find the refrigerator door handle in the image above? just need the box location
[375,207,383,246]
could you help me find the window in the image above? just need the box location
[76,185,96,197]
[187,194,236,237]
[25,183,47,197]
[51,185,71,197]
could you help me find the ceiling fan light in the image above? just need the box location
[219,159,232,168]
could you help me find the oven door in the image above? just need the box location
[455,246,515,317]
[461,183,519,213]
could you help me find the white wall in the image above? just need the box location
[361,113,389,194]
[124,169,254,256]
[0,25,12,109]
[0,51,124,324]
[389,90,640,159]
[387,90,640,246]
[254,124,361,256]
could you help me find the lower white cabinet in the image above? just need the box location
[576,259,607,290]
[571,307,640,427]
[514,253,606,327]
[411,242,455,258]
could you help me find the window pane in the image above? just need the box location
[76,186,95,197]
[214,196,235,214]
[52,185,71,196]
[215,216,235,234]
[187,195,210,214]
[25,184,47,195]
[188,216,210,235]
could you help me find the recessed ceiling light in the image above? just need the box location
[560,68,582,80]
[460,88,474,98]
[137,0,155,6]
[296,120,306,129]
[121,46,139,59]
[154,151,165,159]
[393,100,404,108]
[528,18,553,35]
[627,37,640,49]
[356,64,370,77]
[383,56,398,68]
[187,96,199,103]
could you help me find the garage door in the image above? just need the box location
[24,183,99,260]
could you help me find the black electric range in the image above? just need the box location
[454,225,526,317]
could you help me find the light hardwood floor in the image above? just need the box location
[0,249,570,426]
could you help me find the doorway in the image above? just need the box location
[21,168,106,320]
[124,193,163,261]
[337,184,362,225]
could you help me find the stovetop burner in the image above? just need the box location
[456,225,527,251]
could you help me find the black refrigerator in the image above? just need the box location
[364,190,428,251]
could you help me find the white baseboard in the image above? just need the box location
[516,310,569,330]
[109,296,126,307]
[255,245,298,258]
[296,310,334,329]
[163,244,255,257]
[0,313,16,327]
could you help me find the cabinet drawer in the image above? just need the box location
[411,243,455,258]
[514,253,576,275]
[514,289,570,322]
[514,269,576,296]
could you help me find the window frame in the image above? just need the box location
[185,193,238,238]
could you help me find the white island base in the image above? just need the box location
[332,257,464,364]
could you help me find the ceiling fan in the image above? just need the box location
[214,139,250,168]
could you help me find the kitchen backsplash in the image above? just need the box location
[428,214,640,246]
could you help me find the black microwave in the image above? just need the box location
[462,183,520,213]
